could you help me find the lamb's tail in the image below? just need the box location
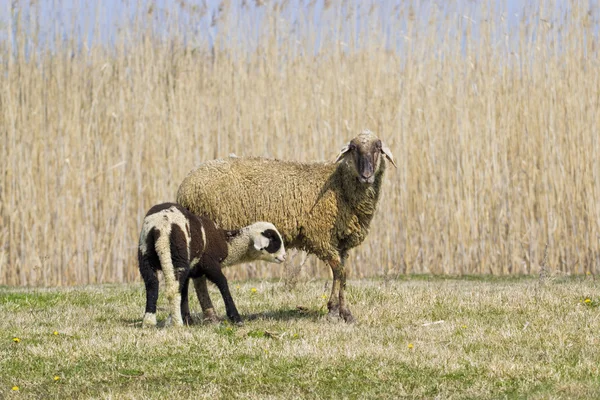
[154,224,183,326]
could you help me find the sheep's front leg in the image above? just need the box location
[192,276,219,323]
[338,250,354,323]
[326,255,354,323]
[326,258,342,319]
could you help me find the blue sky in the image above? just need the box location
[0,0,587,55]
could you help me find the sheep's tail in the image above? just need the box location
[153,226,183,326]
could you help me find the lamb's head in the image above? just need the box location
[247,222,287,263]
[335,130,396,184]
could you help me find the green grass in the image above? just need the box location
[1,277,600,399]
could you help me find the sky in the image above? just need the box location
[0,0,590,56]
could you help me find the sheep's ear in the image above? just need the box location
[335,144,351,163]
[381,143,397,168]
[253,232,271,251]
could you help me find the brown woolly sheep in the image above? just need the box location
[138,203,286,327]
[176,130,395,323]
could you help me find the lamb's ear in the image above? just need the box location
[381,143,397,168]
[253,231,271,251]
[334,144,351,163]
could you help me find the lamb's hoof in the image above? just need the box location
[183,314,194,326]
[229,316,243,326]
[142,313,157,328]
[202,310,220,324]
[165,315,184,327]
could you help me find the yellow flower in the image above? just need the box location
[12,337,20,343]
[53,376,60,381]
[251,288,257,293]
[461,325,467,329]
[53,331,59,336]
[12,386,19,391]
[321,294,328,300]
[584,298,592,304]
[408,343,414,349]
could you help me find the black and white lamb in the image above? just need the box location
[138,202,286,327]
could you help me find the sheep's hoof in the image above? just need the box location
[340,308,355,324]
[325,302,341,322]
[229,315,243,325]
[325,309,342,323]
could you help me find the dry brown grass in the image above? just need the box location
[1,1,599,286]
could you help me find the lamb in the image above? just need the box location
[138,202,286,327]
[176,130,396,323]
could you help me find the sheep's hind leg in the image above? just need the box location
[192,275,219,323]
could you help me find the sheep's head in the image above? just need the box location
[335,130,396,184]
[248,222,287,263]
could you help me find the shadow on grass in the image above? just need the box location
[121,306,323,328]
[244,306,324,322]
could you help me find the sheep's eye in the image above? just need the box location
[348,144,357,151]
[375,140,382,149]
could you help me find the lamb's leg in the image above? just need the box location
[140,256,159,327]
[177,268,192,326]
[204,266,242,325]
[164,274,183,327]
[192,276,219,322]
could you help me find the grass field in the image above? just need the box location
[2,276,600,399]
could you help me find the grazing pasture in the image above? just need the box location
[1,277,600,399]
[2,1,600,286]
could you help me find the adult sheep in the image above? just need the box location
[176,130,396,322]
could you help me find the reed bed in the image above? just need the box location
[1,1,599,286]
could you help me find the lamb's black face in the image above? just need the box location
[250,223,286,263]
[261,229,283,254]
